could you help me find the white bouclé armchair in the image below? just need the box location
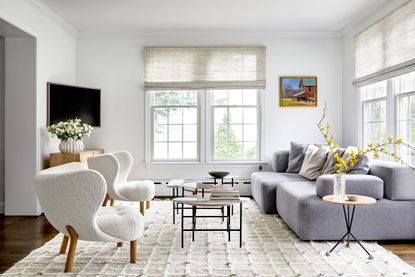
[34,162,144,272]
[87,151,155,215]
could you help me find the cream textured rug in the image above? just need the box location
[3,200,415,276]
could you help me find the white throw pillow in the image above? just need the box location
[299,145,329,180]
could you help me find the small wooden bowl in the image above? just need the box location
[347,195,358,201]
[208,171,230,178]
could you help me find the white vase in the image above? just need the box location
[59,140,84,154]
[333,174,346,200]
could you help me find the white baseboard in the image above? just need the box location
[0,202,4,214]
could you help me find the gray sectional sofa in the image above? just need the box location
[251,150,415,241]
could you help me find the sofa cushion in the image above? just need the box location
[321,148,346,175]
[343,146,370,174]
[251,171,308,213]
[286,142,307,173]
[369,159,415,200]
[271,150,289,172]
[299,145,328,180]
[316,174,384,199]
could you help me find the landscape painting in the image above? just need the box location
[280,76,318,107]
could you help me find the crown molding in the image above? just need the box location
[31,0,78,35]
[340,0,409,36]
[78,30,342,39]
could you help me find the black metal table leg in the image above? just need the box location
[221,207,224,222]
[227,205,231,241]
[176,187,179,214]
[192,206,196,242]
[172,188,176,224]
[326,205,373,259]
[239,202,242,247]
[181,202,184,248]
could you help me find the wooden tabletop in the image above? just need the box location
[323,195,376,206]
[173,197,250,207]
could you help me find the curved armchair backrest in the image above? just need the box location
[34,162,112,241]
[112,151,133,183]
[87,154,124,200]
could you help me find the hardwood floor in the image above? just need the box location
[1,215,415,273]
[0,215,58,273]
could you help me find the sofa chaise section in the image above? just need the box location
[277,180,415,240]
[251,172,308,213]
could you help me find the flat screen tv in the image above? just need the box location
[47,82,101,127]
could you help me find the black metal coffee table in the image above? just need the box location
[173,197,249,248]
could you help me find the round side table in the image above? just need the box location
[323,194,376,260]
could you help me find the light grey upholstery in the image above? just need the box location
[251,171,308,213]
[369,159,415,200]
[277,181,415,240]
[316,174,384,199]
[252,150,415,240]
[271,150,289,172]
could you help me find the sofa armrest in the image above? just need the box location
[316,174,384,199]
[369,159,415,200]
[272,151,289,172]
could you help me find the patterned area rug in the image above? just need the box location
[3,200,415,276]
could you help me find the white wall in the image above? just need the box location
[76,34,342,191]
[4,37,37,215]
[341,0,410,147]
[0,0,76,215]
[0,36,4,213]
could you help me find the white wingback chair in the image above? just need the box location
[87,151,155,215]
[34,162,144,272]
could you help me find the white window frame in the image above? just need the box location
[361,97,387,147]
[207,91,261,162]
[358,74,415,165]
[145,90,264,164]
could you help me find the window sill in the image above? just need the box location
[144,161,268,167]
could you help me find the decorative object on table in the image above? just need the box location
[323,194,376,259]
[280,76,317,107]
[47,118,93,154]
[317,103,415,200]
[208,171,230,178]
[210,190,240,200]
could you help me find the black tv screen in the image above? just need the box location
[48,83,101,127]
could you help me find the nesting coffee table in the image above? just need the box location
[173,197,249,248]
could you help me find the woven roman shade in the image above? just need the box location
[353,0,415,87]
[144,47,266,90]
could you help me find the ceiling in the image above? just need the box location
[39,0,387,33]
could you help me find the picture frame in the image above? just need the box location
[279,76,318,107]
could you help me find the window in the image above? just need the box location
[144,46,266,163]
[359,71,415,165]
[151,91,199,161]
[211,90,259,160]
[394,72,415,165]
[149,89,261,162]
[361,81,387,146]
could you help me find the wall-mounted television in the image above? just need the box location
[47,82,101,127]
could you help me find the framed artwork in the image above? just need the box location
[279,76,318,107]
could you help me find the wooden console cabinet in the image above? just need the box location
[49,149,104,167]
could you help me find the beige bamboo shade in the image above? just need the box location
[353,0,415,87]
[144,47,266,90]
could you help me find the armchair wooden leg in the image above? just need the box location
[110,199,115,206]
[64,226,78,273]
[59,235,69,254]
[130,240,137,263]
[117,242,123,247]
[146,200,150,209]
[139,202,145,215]
[102,194,110,207]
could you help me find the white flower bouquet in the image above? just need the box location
[47,118,93,141]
